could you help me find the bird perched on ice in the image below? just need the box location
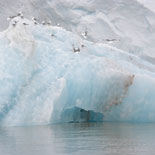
[20,14,24,19]
[34,21,38,25]
[17,12,24,18]
[12,20,17,27]
[105,39,117,43]
[32,17,37,21]
[32,17,38,25]
[81,44,86,48]
[7,12,23,21]
[7,15,17,21]
[42,21,45,25]
[51,33,55,37]
[23,22,29,26]
[17,12,22,16]
[7,17,11,21]
[57,23,61,27]
[81,28,88,39]
[48,20,52,26]
[72,44,80,53]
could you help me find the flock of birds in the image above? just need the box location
[7,12,119,53]
[7,12,54,27]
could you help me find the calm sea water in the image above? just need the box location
[0,122,155,155]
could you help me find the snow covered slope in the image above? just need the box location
[136,0,155,13]
[0,17,155,126]
[0,0,155,60]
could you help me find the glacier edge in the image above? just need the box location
[0,17,155,126]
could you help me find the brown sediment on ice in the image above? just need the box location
[104,74,135,112]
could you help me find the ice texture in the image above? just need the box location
[0,17,155,126]
[1,0,155,60]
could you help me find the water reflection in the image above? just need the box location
[0,122,155,155]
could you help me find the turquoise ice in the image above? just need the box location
[0,17,155,126]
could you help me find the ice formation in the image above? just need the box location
[0,17,155,126]
[1,0,155,59]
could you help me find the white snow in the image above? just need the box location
[136,0,155,13]
[1,0,155,59]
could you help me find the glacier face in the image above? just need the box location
[0,17,155,126]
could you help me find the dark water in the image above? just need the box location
[0,122,155,155]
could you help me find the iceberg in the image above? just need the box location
[0,17,155,126]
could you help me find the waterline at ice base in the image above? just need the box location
[0,17,155,126]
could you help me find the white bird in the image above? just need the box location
[17,12,22,16]
[8,15,17,20]
[81,44,86,48]
[17,12,24,18]
[32,17,37,21]
[105,39,117,43]
[57,23,60,27]
[51,34,55,37]
[7,17,11,21]
[84,29,88,36]
[48,20,52,25]
[81,28,88,39]
[12,20,17,27]
[20,14,24,18]
[23,22,29,25]
[34,21,38,25]
[42,21,45,25]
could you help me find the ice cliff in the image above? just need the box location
[0,17,155,126]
